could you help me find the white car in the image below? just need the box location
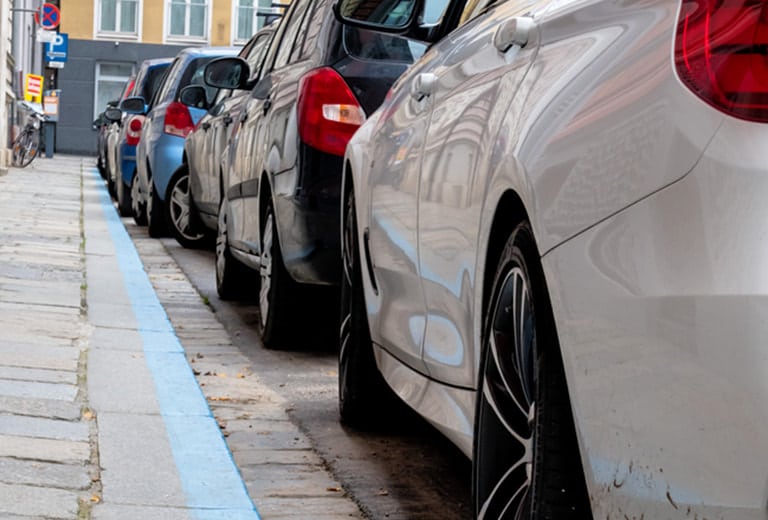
[337,0,768,518]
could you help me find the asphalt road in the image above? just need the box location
[152,236,473,520]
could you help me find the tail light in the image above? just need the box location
[297,67,366,157]
[675,0,768,122]
[126,115,144,146]
[164,101,195,137]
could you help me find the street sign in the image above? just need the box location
[45,33,68,65]
[37,29,57,43]
[25,74,44,103]
[34,3,61,30]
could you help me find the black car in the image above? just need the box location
[206,0,425,347]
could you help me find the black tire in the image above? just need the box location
[131,172,147,226]
[166,164,211,248]
[338,189,397,426]
[147,176,168,238]
[107,164,117,198]
[12,130,38,168]
[472,223,591,520]
[257,198,300,348]
[215,197,253,300]
[117,172,132,217]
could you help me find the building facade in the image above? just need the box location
[56,0,275,154]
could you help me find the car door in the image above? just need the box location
[416,0,546,387]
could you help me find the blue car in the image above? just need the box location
[124,46,238,236]
[115,58,172,223]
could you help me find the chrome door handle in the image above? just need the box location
[223,115,233,126]
[494,16,536,52]
[263,98,272,115]
[201,122,211,131]
[410,73,438,101]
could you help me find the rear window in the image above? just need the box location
[343,26,426,63]
[142,65,171,102]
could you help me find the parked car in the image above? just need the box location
[203,0,426,347]
[170,24,277,248]
[335,0,768,518]
[114,58,173,221]
[123,46,239,237]
[104,77,136,196]
[94,99,119,179]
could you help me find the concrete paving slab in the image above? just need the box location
[97,412,188,508]
[0,413,89,441]
[0,457,92,490]
[86,301,139,331]
[91,504,192,520]
[0,343,80,371]
[89,325,144,352]
[0,378,78,401]
[0,365,78,385]
[0,395,82,420]
[87,349,161,415]
[0,482,81,519]
[0,434,90,464]
[256,497,364,519]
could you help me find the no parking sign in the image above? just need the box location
[34,3,61,30]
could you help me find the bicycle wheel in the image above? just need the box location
[12,129,39,168]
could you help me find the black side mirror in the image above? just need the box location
[179,85,209,110]
[205,57,251,90]
[104,107,123,122]
[334,0,419,32]
[120,96,148,115]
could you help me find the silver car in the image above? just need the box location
[337,0,768,518]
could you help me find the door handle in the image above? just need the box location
[240,112,248,123]
[494,16,536,52]
[410,73,438,101]
[201,121,211,131]
[223,115,233,126]
[263,98,272,115]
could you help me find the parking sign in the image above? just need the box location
[45,33,68,65]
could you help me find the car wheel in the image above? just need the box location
[338,189,397,426]
[215,197,252,300]
[131,172,147,226]
[166,164,210,248]
[473,223,591,520]
[147,177,167,238]
[257,199,299,348]
[117,173,132,217]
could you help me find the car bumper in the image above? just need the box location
[149,133,184,201]
[543,117,768,518]
[272,148,343,285]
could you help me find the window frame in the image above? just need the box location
[231,0,275,45]
[165,0,211,44]
[94,0,142,40]
[93,62,136,119]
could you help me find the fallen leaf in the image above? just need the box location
[327,487,342,493]
[90,495,101,503]
[192,369,201,376]
[377,489,389,496]
[217,373,227,378]
[82,410,94,420]
[236,373,245,379]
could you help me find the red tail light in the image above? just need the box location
[675,0,768,122]
[164,101,195,137]
[297,67,365,157]
[126,115,143,146]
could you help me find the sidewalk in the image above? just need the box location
[0,156,362,520]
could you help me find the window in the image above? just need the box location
[234,0,274,43]
[98,0,139,35]
[168,0,209,40]
[272,0,312,69]
[94,63,134,118]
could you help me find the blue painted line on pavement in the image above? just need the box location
[90,168,261,520]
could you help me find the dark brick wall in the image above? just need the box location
[56,39,186,155]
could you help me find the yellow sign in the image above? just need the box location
[25,74,44,102]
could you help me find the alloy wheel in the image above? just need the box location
[259,211,274,329]
[476,266,536,520]
[169,173,205,242]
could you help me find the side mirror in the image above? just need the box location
[120,96,148,115]
[179,85,209,109]
[333,0,420,32]
[205,57,251,90]
[104,107,123,122]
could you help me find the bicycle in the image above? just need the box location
[12,104,46,168]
